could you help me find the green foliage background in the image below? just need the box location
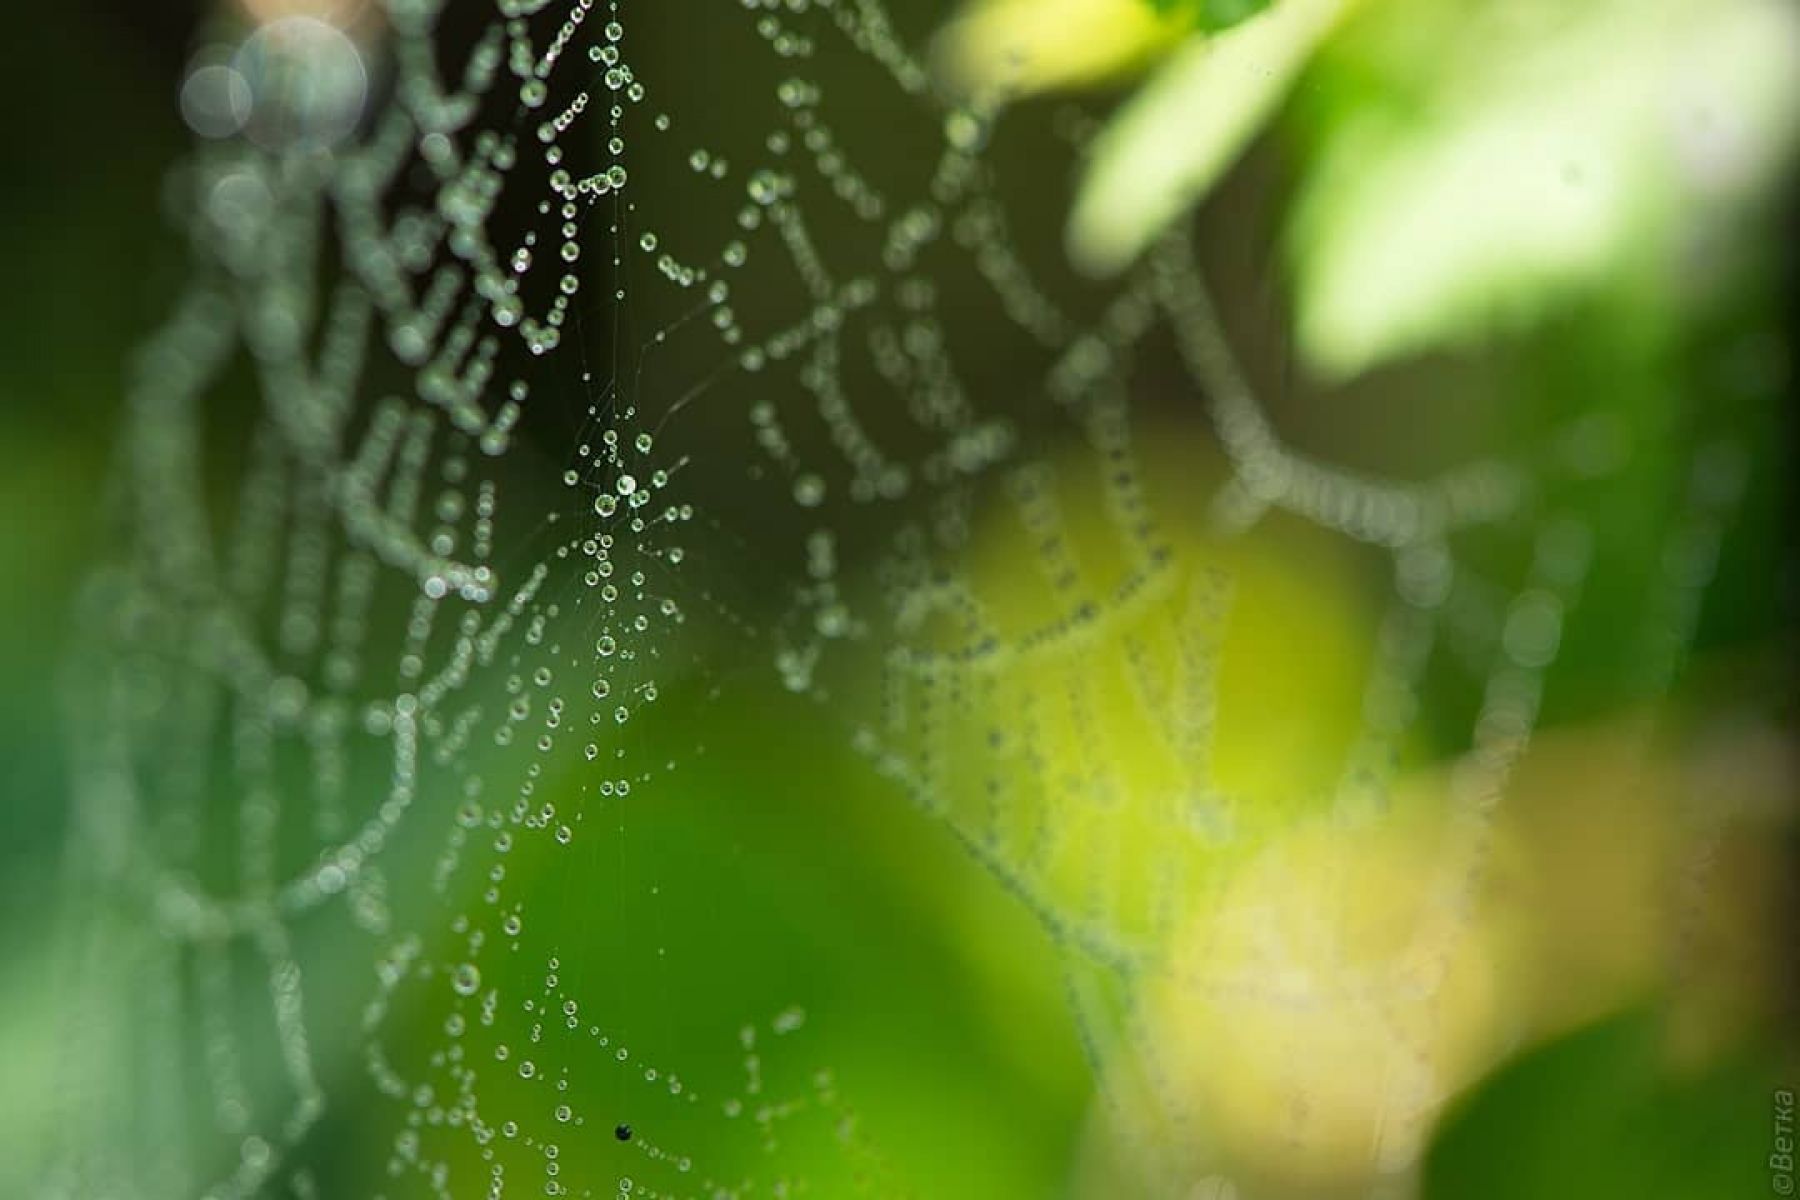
[0,2,1793,1198]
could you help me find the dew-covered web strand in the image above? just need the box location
[48,0,1753,1198]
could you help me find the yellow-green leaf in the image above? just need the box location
[934,0,1184,99]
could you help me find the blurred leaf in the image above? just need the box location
[934,0,1184,98]
[1145,0,1275,34]
[1068,0,1349,275]
[1289,0,1800,379]
[1423,1006,1786,1200]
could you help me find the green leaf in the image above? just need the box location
[1068,0,1347,276]
[1146,0,1275,33]
[1423,1007,1789,1200]
[1288,0,1800,379]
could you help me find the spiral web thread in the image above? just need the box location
[45,0,1747,1197]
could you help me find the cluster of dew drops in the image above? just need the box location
[388,947,705,1200]
[405,944,821,1200]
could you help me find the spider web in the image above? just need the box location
[43,1,1753,1198]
